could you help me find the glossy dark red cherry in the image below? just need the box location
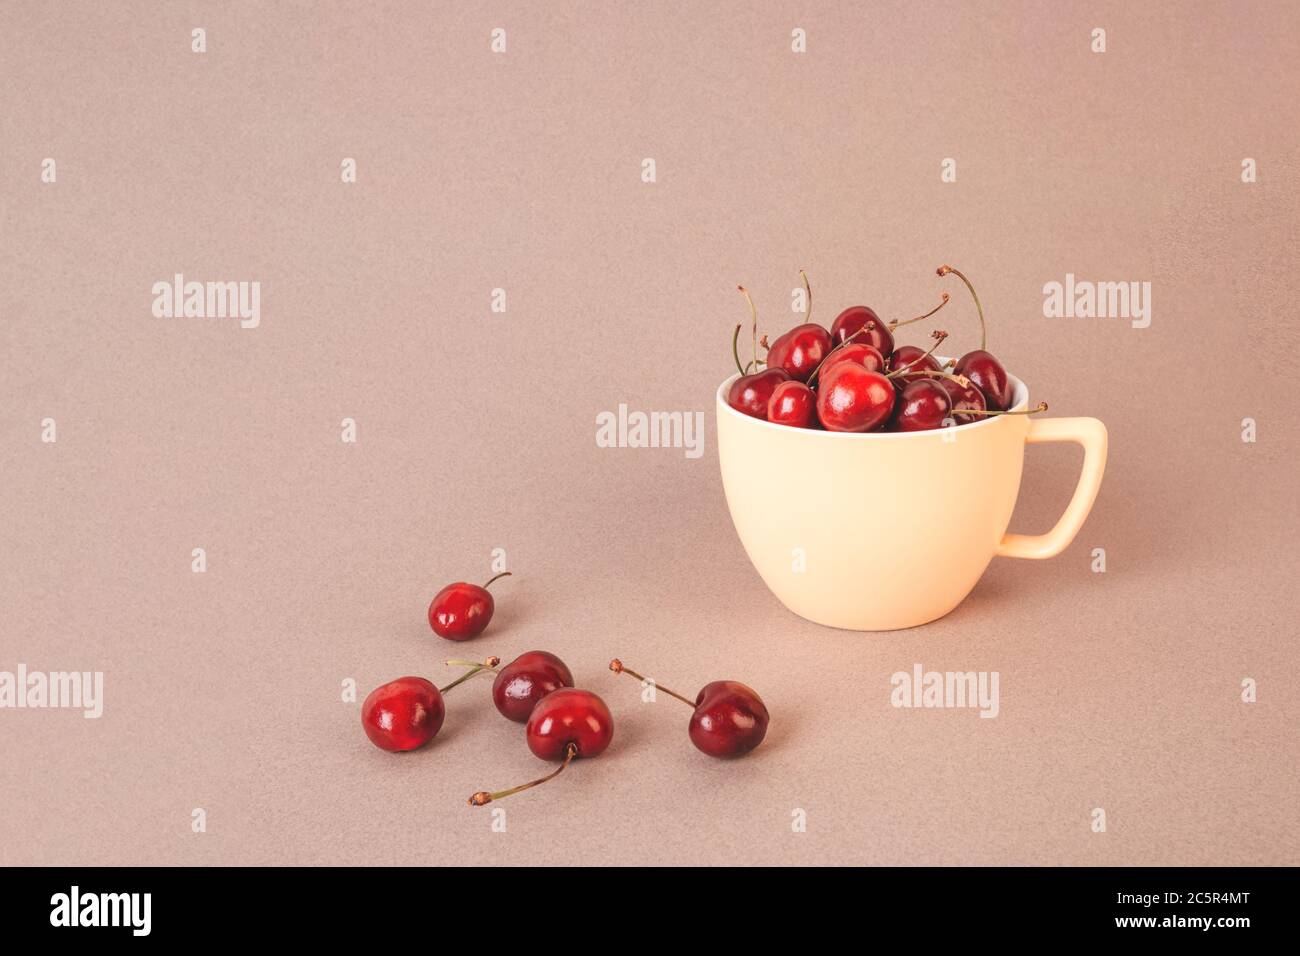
[816,362,895,432]
[362,659,500,752]
[362,677,444,752]
[766,380,817,429]
[429,571,511,641]
[939,375,988,424]
[525,688,614,760]
[954,349,1013,411]
[817,342,885,380]
[492,651,574,723]
[469,688,614,806]
[609,660,769,759]
[727,367,790,420]
[889,345,942,383]
[766,323,832,383]
[890,379,953,432]
[829,305,894,357]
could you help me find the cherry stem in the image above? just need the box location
[439,657,501,694]
[468,742,578,807]
[800,269,812,326]
[888,292,950,330]
[958,402,1049,417]
[937,265,986,351]
[887,331,949,379]
[608,659,696,709]
[732,324,745,375]
[738,285,759,372]
[482,571,512,590]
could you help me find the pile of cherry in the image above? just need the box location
[727,265,1046,432]
[361,573,771,806]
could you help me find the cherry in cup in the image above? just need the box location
[888,345,942,384]
[492,650,574,722]
[361,657,500,752]
[469,688,614,806]
[764,271,832,383]
[816,361,895,432]
[816,342,885,380]
[766,380,817,429]
[428,571,511,641]
[937,265,1014,410]
[890,379,953,432]
[830,305,894,357]
[726,285,789,420]
[609,660,769,758]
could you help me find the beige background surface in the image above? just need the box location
[2,1,1297,866]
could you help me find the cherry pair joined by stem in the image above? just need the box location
[428,571,511,640]
[361,657,500,752]
[469,650,611,807]
[609,659,769,758]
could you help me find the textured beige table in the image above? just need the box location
[2,1,1297,866]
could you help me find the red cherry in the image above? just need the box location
[954,349,1013,411]
[816,342,885,380]
[690,681,770,758]
[766,380,817,429]
[888,345,942,383]
[362,658,500,752]
[428,571,511,641]
[362,677,444,752]
[492,651,574,723]
[525,688,614,760]
[766,323,832,383]
[816,362,895,432]
[890,379,953,432]
[610,661,769,759]
[469,688,614,806]
[939,375,987,424]
[726,367,790,420]
[830,305,894,356]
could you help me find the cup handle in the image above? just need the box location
[995,417,1108,560]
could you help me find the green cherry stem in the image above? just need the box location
[937,265,987,351]
[439,656,501,694]
[469,742,578,806]
[482,571,512,589]
[732,324,745,375]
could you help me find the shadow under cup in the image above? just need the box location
[716,367,1106,631]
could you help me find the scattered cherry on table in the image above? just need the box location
[428,571,512,641]
[361,657,500,753]
[492,650,575,722]
[609,659,770,758]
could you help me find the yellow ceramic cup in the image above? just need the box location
[716,367,1107,630]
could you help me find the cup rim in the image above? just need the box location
[716,357,1029,438]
